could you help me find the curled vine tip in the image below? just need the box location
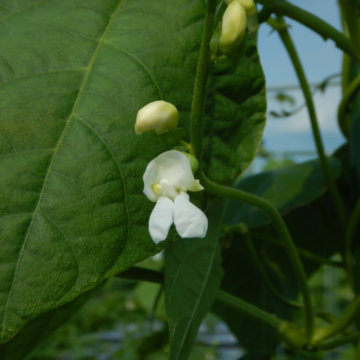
[135,100,179,135]
[143,150,207,243]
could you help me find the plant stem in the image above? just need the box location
[345,197,360,287]
[257,0,354,56]
[312,295,360,344]
[190,0,216,158]
[216,290,282,330]
[272,17,348,234]
[118,267,307,349]
[244,231,303,309]
[317,331,360,351]
[257,233,344,268]
[338,75,360,136]
[118,267,282,327]
[348,197,360,249]
[341,0,360,61]
[199,172,314,340]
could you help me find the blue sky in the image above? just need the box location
[256,0,345,156]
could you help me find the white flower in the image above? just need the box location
[143,150,208,244]
[135,100,179,135]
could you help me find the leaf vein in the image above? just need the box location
[0,148,54,159]
[173,245,219,360]
[0,0,127,342]
[0,0,52,25]
[103,41,163,99]
[0,68,87,86]
[38,209,80,283]
[74,114,130,237]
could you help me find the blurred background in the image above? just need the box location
[257,0,345,169]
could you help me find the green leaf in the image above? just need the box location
[0,0,208,343]
[215,193,341,355]
[164,200,225,360]
[213,233,285,355]
[0,0,267,344]
[224,158,342,228]
[0,289,92,360]
[204,35,267,183]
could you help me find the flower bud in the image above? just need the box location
[235,0,256,15]
[219,1,247,55]
[135,100,179,135]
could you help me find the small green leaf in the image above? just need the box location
[224,158,341,228]
[164,200,225,360]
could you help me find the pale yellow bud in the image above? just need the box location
[235,0,256,15]
[219,1,247,55]
[135,100,179,135]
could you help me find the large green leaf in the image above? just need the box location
[0,0,266,344]
[0,0,207,343]
[164,199,225,360]
[224,158,341,228]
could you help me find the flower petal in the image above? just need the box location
[149,196,174,244]
[174,193,208,238]
[143,150,201,201]
[135,100,179,135]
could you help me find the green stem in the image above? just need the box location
[199,172,314,340]
[342,0,360,61]
[312,295,360,344]
[216,290,281,330]
[317,331,360,351]
[244,231,303,309]
[190,0,216,158]
[272,17,348,233]
[345,197,360,287]
[119,267,307,350]
[348,197,360,249]
[257,0,354,56]
[338,75,360,136]
[257,233,344,268]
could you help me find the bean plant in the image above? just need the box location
[0,0,359,359]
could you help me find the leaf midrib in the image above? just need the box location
[0,0,127,342]
[172,243,218,360]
